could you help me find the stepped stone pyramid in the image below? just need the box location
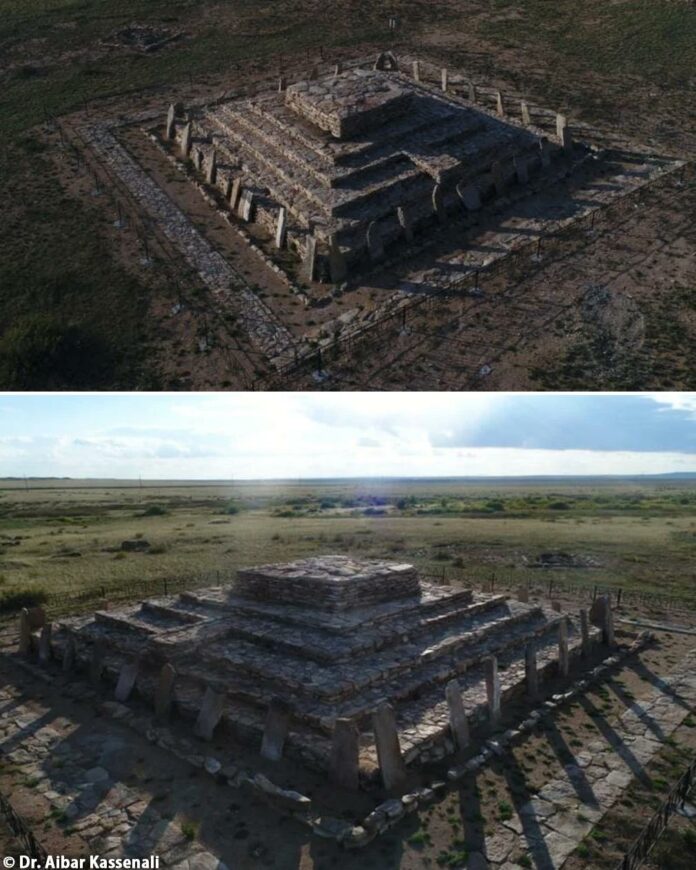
[53,556,599,786]
[169,62,569,280]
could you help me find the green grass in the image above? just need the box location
[1,478,695,616]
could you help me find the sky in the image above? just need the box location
[0,392,695,480]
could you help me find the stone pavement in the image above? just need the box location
[482,648,696,869]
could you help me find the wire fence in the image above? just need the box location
[0,791,47,862]
[615,757,696,870]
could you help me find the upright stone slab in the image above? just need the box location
[329,718,360,790]
[334,62,343,76]
[38,623,52,665]
[514,155,529,185]
[457,183,481,212]
[309,66,319,81]
[580,608,591,657]
[180,122,192,158]
[485,656,501,728]
[441,68,448,92]
[18,608,31,656]
[278,75,287,92]
[89,642,104,685]
[115,660,139,703]
[605,602,616,647]
[432,184,446,223]
[517,585,529,603]
[155,663,176,721]
[468,81,477,103]
[558,618,570,678]
[206,149,217,185]
[592,595,616,647]
[445,680,469,750]
[275,206,288,249]
[491,161,506,197]
[328,234,347,283]
[556,113,567,142]
[366,221,384,261]
[397,205,413,242]
[496,91,505,117]
[194,148,204,172]
[239,190,255,222]
[62,636,76,674]
[195,686,225,741]
[525,643,539,700]
[260,698,290,761]
[223,176,232,200]
[166,104,176,141]
[539,137,552,168]
[229,177,242,211]
[551,599,562,612]
[304,236,317,281]
[372,701,407,791]
[412,60,420,82]
[520,100,531,126]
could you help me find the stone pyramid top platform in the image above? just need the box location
[285,69,413,139]
[235,555,421,610]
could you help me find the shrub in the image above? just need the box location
[223,500,239,515]
[141,505,167,517]
[0,588,48,614]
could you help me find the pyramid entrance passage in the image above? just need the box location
[50,556,602,788]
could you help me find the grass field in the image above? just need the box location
[1,0,695,387]
[1,477,695,615]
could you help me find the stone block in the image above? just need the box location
[441,69,448,93]
[194,686,225,741]
[114,660,139,703]
[372,701,407,792]
[496,91,505,117]
[445,679,469,750]
[329,718,359,790]
[180,122,192,158]
[520,100,531,126]
[229,177,242,211]
[485,656,501,727]
[260,698,290,761]
[38,623,52,665]
[166,104,176,141]
[304,236,317,281]
[275,206,288,249]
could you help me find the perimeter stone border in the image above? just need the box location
[1,628,658,852]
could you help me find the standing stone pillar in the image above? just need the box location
[604,599,616,647]
[539,137,551,168]
[412,60,420,82]
[115,660,139,703]
[155,663,176,721]
[260,698,290,761]
[432,184,446,223]
[206,149,217,185]
[334,62,343,76]
[551,599,562,612]
[366,221,384,261]
[580,609,591,657]
[229,177,242,211]
[558,618,569,678]
[194,148,204,172]
[18,608,31,656]
[329,718,360,790]
[397,205,413,243]
[89,642,104,686]
[491,161,506,197]
[496,91,505,117]
[195,686,225,741]
[590,594,615,645]
[485,656,501,728]
[238,190,255,222]
[457,182,481,212]
[180,122,192,159]
[514,155,529,185]
[525,643,539,700]
[441,68,448,92]
[556,113,567,142]
[372,701,407,791]
[304,236,317,281]
[517,585,529,603]
[468,81,477,103]
[166,104,176,141]
[278,75,287,92]
[275,207,288,249]
[520,101,531,126]
[62,636,76,674]
[445,680,470,750]
[328,234,347,283]
[309,66,319,80]
[38,623,52,665]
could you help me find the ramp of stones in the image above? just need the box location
[53,557,593,776]
[180,68,547,259]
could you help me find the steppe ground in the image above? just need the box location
[0,477,696,868]
[1,0,695,390]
